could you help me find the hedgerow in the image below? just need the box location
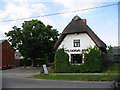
[54,46,103,73]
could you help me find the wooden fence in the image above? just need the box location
[103,54,120,64]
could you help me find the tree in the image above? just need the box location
[5,19,59,66]
[107,45,113,53]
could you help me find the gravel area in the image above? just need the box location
[2,67,40,78]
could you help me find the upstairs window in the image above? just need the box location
[74,39,80,47]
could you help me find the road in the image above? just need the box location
[2,75,114,88]
[1,67,115,89]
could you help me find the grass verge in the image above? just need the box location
[32,74,120,81]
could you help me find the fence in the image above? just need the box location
[103,54,120,64]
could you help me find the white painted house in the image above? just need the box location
[54,15,107,64]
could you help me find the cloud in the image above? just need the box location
[0,0,51,39]
[6,3,31,19]
[0,31,6,39]
[52,0,102,18]
[0,1,48,21]
[0,0,118,46]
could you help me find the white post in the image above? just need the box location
[42,64,48,75]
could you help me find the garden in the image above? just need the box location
[32,47,120,81]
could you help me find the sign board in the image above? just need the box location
[65,49,81,52]
[42,65,48,75]
[64,49,88,52]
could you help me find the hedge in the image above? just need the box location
[54,47,103,73]
[54,48,71,73]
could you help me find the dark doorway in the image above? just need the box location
[71,54,82,64]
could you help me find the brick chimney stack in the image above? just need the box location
[82,19,87,24]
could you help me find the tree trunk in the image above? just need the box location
[31,60,35,67]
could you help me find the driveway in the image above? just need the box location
[2,66,40,78]
[1,67,115,89]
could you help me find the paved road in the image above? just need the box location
[1,67,115,89]
[3,77,112,88]
[2,75,114,88]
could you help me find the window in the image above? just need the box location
[71,54,82,64]
[74,39,80,47]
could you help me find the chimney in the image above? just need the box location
[82,19,87,24]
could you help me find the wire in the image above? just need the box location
[1,2,119,23]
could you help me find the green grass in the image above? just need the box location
[32,74,120,81]
[32,64,120,81]
[103,64,120,73]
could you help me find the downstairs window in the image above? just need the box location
[71,54,83,64]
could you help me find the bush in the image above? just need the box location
[54,48,71,73]
[54,46,103,73]
[83,46,103,72]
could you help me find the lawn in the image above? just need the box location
[32,74,120,81]
[32,63,120,81]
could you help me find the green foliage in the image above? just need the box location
[107,45,113,53]
[35,58,47,66]
[83,46,103,72]
[54,48,71,73]
[20,58,31,66]
[32,74,119,81]
[5,19,59,65]
[54,47,103,73]
[102,63,120,73]
[20,58,47,67]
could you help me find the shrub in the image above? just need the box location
[83,46,103,72]
[54,48,71,73]
[54,46,103,73]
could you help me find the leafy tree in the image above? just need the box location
[5,19,59,66]
[107,45,113,53]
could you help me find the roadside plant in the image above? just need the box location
[82,46,103,72]
[54,46,103,73]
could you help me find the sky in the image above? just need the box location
[0,0,119,46]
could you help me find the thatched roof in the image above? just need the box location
[54,15,107,52]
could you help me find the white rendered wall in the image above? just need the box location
[58,33,96,62]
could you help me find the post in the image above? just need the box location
[40,64,48,75]
[42,64,48,75]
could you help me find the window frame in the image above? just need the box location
[71,54,83,64]
[74,39,80,47]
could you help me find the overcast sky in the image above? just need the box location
[0,0,119,46]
